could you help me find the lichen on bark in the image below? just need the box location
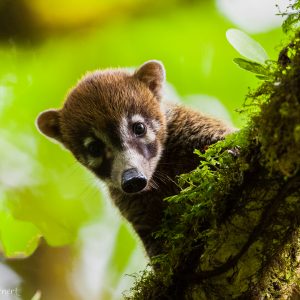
[125,8,300,300]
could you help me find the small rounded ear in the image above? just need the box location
[36,109,63,143]
[134,60,165,100]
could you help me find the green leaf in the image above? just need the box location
[226,29,269,64]
[280,1,300,33]
[107,223,137,285]
[31,291,42,300]
[256,75,270,81]
[233,58,269,76]
[7,188,101,247]
[282,13,300,33]
[0,210,41,258]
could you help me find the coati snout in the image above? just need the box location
[36,60,167,194]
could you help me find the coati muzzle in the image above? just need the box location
[121,168,147,193]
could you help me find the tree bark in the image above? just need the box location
[126,31,300,300]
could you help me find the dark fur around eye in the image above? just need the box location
[133,122,147,136]
[87,140,104,157]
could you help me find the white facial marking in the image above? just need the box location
[92,128,111,147]
[151,120,161,132]
[120,117,130,143]
[131,114,157,143]
[83,136,103,168]
[87,156,103,168]
[141,128,156,143]
[84,137,95,147]
[131,114,145,124]
[112,147,146,185]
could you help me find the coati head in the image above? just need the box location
[36,61,167,194]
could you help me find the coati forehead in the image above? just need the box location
[59,70,165,147]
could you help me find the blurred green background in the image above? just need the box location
[0,0,289,299]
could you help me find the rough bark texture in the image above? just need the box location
[125,27,300,300]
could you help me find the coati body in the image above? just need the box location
[37,61,234,257]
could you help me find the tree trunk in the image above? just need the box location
[126,31,300,300]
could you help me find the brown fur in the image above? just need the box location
[36,61,234,257]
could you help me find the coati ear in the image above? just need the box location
[36,109,63,143]
[134,60,165,100]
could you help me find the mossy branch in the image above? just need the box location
[126,21,300,300]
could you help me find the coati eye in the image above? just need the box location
[87,140,103,157]
[132,122,146,136]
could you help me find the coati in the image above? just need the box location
[36,60,234,257]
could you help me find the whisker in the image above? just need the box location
[149,178,159,190]
[154,170,178,187]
